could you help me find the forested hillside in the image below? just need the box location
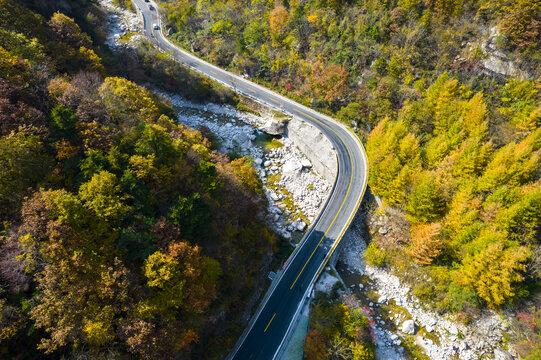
[159,0,541,356]
[0,1,277,358]
[159,0,539,115]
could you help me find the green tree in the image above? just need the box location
[0,132,52,218]
[406,175,446,222]
[168,193,212,242]
[78,170,130,220]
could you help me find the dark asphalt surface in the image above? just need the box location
[131,1,368,358]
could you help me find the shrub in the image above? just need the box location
[364,241,387,267]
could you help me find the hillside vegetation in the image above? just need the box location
[159,0,540,355]
[0,1,276,358]
[160,0,540,303]
[160,0,539,115]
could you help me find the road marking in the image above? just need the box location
[289,109,354,290]
[264,313,276,333]
[249,88,256,93]
[270,98,280,104]
[211,70,217,75]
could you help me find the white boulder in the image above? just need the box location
[282,159,303,177]
[402,320,416,335]
[261,118,287,135]
[301,159,312,169]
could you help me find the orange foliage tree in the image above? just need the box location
[407,222,443,265]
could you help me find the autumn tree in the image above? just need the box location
[269,5,290,42]
[304,329,326,360]
[48,12,91,48]
[308,61,349,109]
[458,239,530,308]
[407,222,443,265]
[79,170,131,221]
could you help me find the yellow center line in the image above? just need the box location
[264,313,276,332]
[270,98,280,103]
[289,109,354,290]
[249,89,256,93]
[210,70,217,75]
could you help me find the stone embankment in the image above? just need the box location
[286,118,337,183]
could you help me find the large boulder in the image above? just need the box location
[493,349,513,360]
[261,118,288,135]
[401,320,416,335]
[282,159,303,177]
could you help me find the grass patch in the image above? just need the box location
[282,194,294,209]
[272,110,289,119]
[266,172,281,186]
[120,32,137,43]
[236,100,261,116]
[401,336,431,360]
[253,132,283,151]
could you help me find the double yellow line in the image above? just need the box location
[288,109,354,290]
[263,109,355,335]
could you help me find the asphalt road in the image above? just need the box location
[131,1,368,358]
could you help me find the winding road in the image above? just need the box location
[131,1,369,358]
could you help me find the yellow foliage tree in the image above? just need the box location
[458,241,530,308]
[269,5,289,41]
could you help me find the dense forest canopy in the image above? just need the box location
[160,0,540,356]
[160,0,539,116]
[0,0,277,358]
[0,0,539,357]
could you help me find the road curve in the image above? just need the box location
[131,1,368,358]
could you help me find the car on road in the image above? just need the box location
[153,24,159,30]
[148,5,154,10]
[144,0,149,2]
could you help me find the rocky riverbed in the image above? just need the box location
[161,93,332,240]
[99,0,143,49]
